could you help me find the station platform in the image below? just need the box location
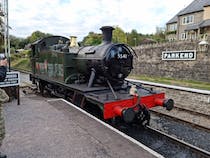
[2,94,163,158]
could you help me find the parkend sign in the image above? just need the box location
[162,50,196,61]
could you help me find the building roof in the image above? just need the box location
[200,19,210,28]
[167,15,178,24]
[178,0,210,16]
[167,0,210,24]
[185,23,200,31]
[184,19,210,31]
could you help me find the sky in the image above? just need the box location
[7,0,193,41]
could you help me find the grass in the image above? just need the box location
[10,50,32,72]
[11,58,31,72]
[128,75,210,91]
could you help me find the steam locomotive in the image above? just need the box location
[30,26,174,125]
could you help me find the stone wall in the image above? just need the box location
[132,41,210,82]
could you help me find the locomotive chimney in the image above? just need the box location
[100,26,115,44]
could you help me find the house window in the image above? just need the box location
[180,33,187,40]
[189,33,197,40]
[182,15,194,25]
[169,23,177,31]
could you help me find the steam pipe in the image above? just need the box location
[107,80,118,99]
[88,68,96,88]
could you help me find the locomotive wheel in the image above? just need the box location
[135,105,151,127]
[141,108,150,127]
[38,80,46,96]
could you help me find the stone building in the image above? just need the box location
[166,0,210,41]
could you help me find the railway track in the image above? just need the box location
[117,124,210,158]
[146,126,210,158]
[174,105,210,119]
[115,123,210,158]
[150,112,210,153]
[150,105,210,133]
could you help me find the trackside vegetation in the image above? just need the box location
[11,50,31,72]
[129,75,210,91]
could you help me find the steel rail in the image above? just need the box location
[174,106,210,119]
[147,126,210,158]
[150,109,210,133]
[126,78,210,95]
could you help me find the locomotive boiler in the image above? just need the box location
[30,26,174,125]
[74,26,135,87]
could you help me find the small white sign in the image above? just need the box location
[0,71,20,87]
[162,50,196,60]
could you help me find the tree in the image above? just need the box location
[10,35,21,49]
[82,32,102,46]
[127,29,140,46]
[112,26,127,43]
[18,38,30,49]
[81,26,167,46]
[82,26,127,45]
[26,31,52,43]
[152,27,166,42]
[9,31,53,51]
[10,35,29,52]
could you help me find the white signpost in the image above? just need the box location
[0,71,20,87]
[0,71,20,105]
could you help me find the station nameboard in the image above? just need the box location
[162,50,196,60]
[0,71,20,87]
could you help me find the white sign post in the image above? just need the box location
[0,71,20,105]
[0,71,20,87]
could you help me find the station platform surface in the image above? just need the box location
[2,94,163,158]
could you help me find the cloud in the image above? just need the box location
[8,0,193,40]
